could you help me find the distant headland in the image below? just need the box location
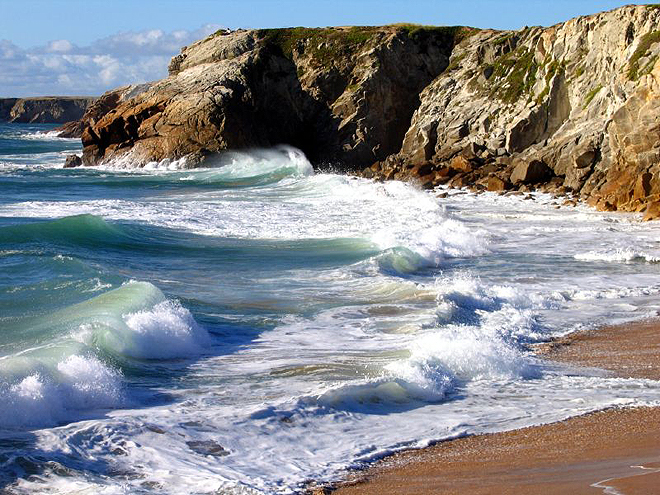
[0,97,95,124]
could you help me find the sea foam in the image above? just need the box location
[120,299,210,359]
[0,355,122,428]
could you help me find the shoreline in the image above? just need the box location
[310,318,660,494]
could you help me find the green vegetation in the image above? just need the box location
[392,24,473,45]
[256,24,476,69]
[446,52,467,72]
[545,59,564,82]
[256,26,379,64]
[489,48,538,104]
[627,30,660,80]
[534,59,564,104]
[574,65,585,78]
[583,85,603,108]
[493,33,514,46]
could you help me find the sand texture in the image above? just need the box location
[318,319,660,495]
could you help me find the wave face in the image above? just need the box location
[1,124,660,493]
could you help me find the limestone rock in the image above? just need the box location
[450,155,473,173]
[395,5,660,215]
[487,176,511,191]
[643,201,660,221]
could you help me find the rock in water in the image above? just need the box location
[80,27,463,168]
[63,155,82,168]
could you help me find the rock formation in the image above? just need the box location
[79,5,660,218]
[0,99,18,121]
[56,86,146,138]
[0,97,95,124]
[80,26,463,167]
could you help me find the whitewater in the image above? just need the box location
[1,122,660,494]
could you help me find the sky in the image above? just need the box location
[0,0,652,97]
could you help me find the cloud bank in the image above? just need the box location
[0,25,220,97]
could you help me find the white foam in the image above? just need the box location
[98,145,314,178]
[391,332,539,385]
[67,281,211,361]
[0,355,122,428]
[317,372,454,409]
[121,300,210,359]
[575,248,660,263]
[21,130,78,141]
[4,149,660,492]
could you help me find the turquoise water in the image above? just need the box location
[1,122,660,493]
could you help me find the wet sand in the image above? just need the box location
[315,319,660,494]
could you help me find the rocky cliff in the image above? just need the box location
[0,97,95,124]
[80,5,660,219]
[80,25,465,168]
[55,87,146,137]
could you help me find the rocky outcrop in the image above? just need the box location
[56,85,148,138]
[0,97,95,124]
[375,5,660,218]
[0,99,18,121]
[80,26,468,167]
[80,5,660,218]
[63,154,82,168]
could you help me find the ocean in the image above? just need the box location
[1,122,660,494]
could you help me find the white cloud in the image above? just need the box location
[47,40,73,53]
[0,24,221,97]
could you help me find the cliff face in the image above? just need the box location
[81,25,465,167]
[389,5,660,218]
[0,97,95,124]
[0,99,18,121]
[81,5,660,218]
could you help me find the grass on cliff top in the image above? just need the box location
[257,26,379,63]
[257,24,473,64]
[628,30,660,80]
[391,24,474,44]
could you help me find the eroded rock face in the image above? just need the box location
[80,6,660,216]
[80,26,466,168]
[383,5,660,215]
[56,87,137,138]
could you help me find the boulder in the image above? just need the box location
[510,160,554,185]
[450,155,473,173]
[643,201,660,221]
[63,154,82,168]
[486,176,511,192]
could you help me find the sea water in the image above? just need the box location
[1,122,660,494]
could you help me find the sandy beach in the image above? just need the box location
[316,319,660,494]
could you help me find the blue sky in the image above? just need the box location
[0,0,650,96]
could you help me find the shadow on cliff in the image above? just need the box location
[222,44,347,167]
